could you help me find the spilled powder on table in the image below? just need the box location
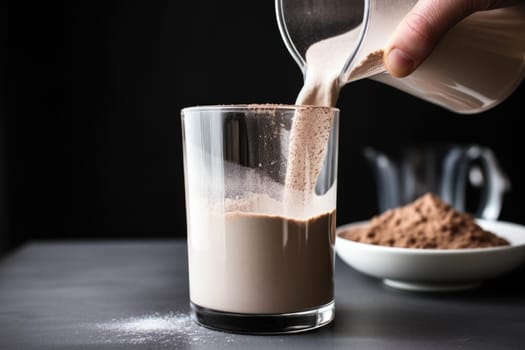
[92,312,235,347]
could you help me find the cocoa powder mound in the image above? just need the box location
[341,193,510,249]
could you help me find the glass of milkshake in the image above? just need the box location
[181,104,339,334]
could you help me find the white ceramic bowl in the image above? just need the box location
[335,219,525,292]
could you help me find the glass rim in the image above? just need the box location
[181,104,339,114]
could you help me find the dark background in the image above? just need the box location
[0,1,523,253]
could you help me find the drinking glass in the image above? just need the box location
[181,104,339,334]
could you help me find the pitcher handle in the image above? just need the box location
[454,145,510,220]
[363,147,400,213]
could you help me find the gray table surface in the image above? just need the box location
[0,240,524,350]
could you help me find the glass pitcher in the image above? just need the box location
[363,144,510,220]
[276,0,525,113]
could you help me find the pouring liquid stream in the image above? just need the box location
[284,28,366,208]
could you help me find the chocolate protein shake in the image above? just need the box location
[185,15,349,329]
[189,206,336,314]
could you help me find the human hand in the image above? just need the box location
[384,0,521,77]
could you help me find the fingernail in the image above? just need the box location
[385,48,416,77]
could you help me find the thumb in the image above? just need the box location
[384,0,475,78]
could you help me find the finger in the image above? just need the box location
[383,0,475,77]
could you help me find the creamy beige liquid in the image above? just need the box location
[189,210,336,314]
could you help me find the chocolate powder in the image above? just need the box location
[341,193,510,249]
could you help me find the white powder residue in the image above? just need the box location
[92,312,236,347]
